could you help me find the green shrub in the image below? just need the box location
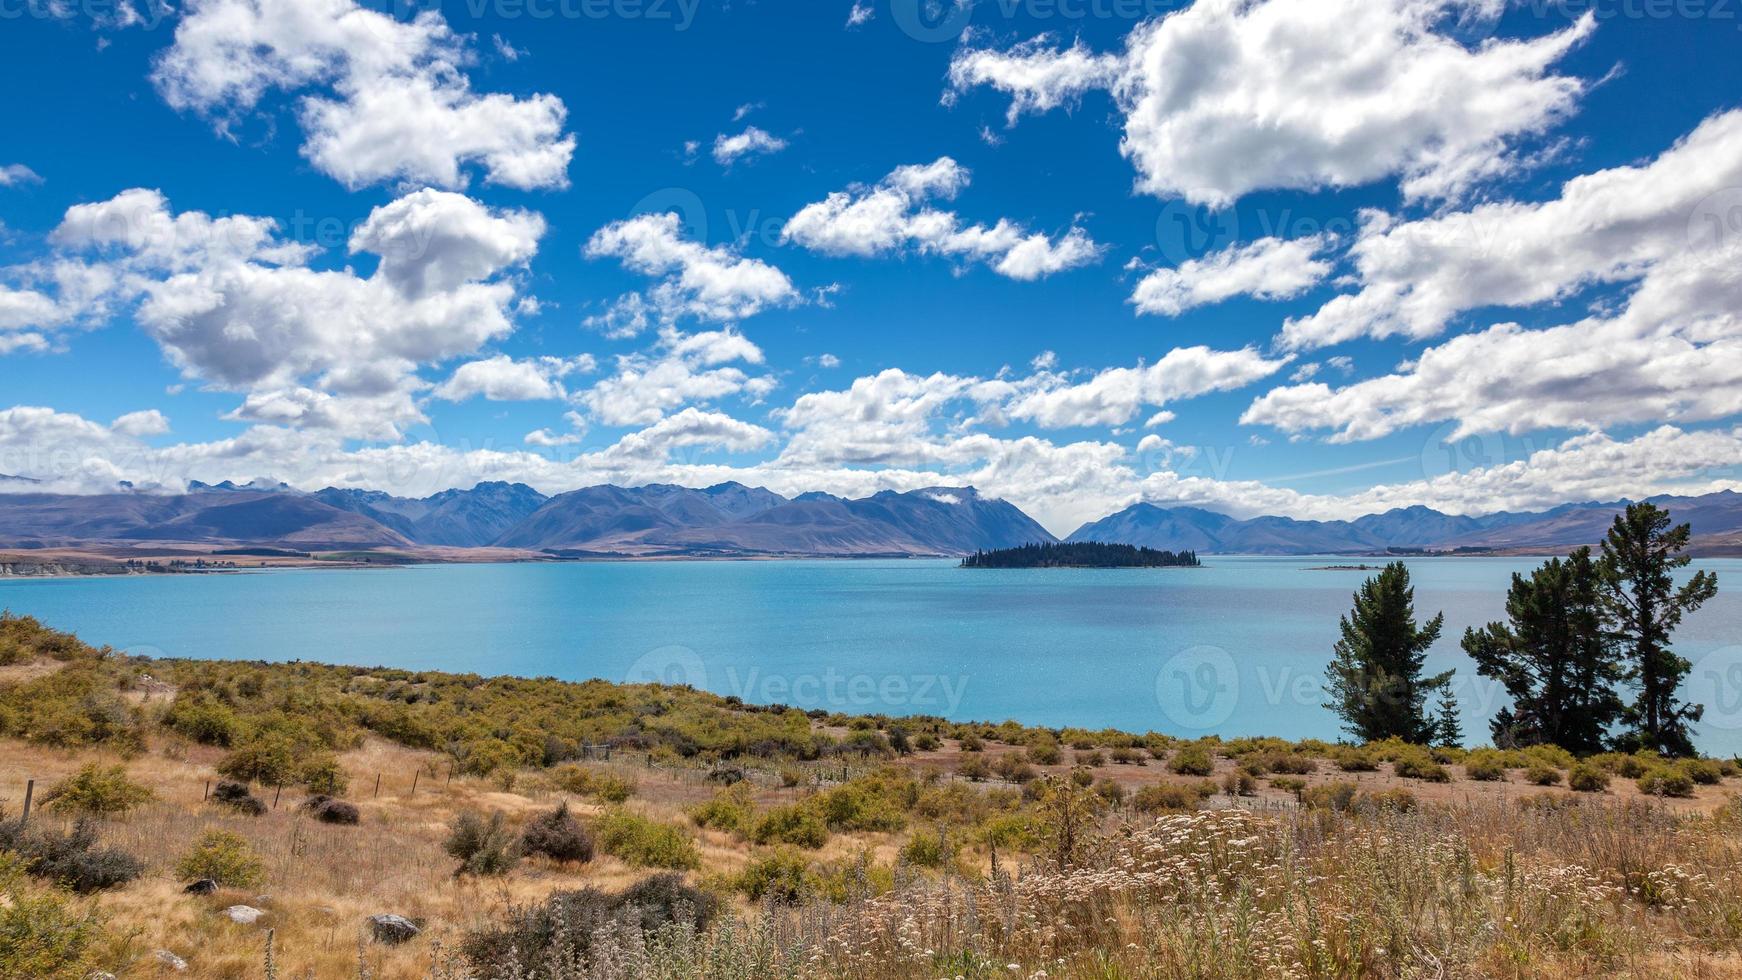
[1679,758,1723,785]
[1331,746,1378,772]
[1264,752,1317,775]
[1392,752,1451,783]
[1270,776,1307,797]
[1221,770,1257,797]
[175,830,265,888]
[898,828,956,868]
[958,733,984,752]
[1301,781,1359,812]
[444,811,520,876]
[549,764,636,802]
[595,810,700,870]
[1525,764,1562,786]
[738,850,811,903]
[1568,764,1610,793]
[0,853,109,979]
[298,754,349,796]
[689,785,757,834]
[1132,782,1211,813]
[1168,744,1215,776]
[43,764,152,816]
[1025,742,1063,766]
[1358,788,1418,812]
[519,803,594,864]
[957,756,992,781]
[216,735,301,786]
[751,804,829,849]
[1463,750,1507,781]
[1638,767,1695,798]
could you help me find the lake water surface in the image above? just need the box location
[6,556,1742,754]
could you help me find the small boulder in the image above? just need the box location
[367,914,420,945]
[224,905,264,925]
[154,950,188,972]
[182,879,218,895]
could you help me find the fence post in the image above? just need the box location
[273,784,282,809]
[20,779,34,824]
[410,771,419,796]
[373,773,381,798]
[203,780,211,802]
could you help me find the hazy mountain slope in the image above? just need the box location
[1068,491,1742,556]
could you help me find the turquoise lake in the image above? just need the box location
[6,556,1742,754]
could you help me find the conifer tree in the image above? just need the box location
[1462,547,1622,753]
[1323,562,1452,743]
[1599,503,1717,757]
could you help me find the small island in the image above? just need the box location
[960,541,1200,568]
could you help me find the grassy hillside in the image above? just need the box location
[5,611,1742,978]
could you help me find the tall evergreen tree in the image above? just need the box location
[1600,503,1718,757]
[1461,547,1622,753]
[1323,562,1452,743]
[1433,687,1463,747]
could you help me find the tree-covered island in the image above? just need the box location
[960,541,1200,568]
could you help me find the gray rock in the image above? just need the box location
[224,905,264,924]
[367,914,421,945]
[154,949,188,971]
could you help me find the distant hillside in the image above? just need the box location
[0,481,1055,558]
[1067,491,1742,556]
[501,484,1055,557]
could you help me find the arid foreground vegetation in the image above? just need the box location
[6,612,1742,978]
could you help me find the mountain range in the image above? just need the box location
[1067,492,1742,557]
[3,481,1741,558]
[0,481,1054,558]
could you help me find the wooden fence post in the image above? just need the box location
[20,779,34,824]
[409,771,419,796]
[373,773,381,798]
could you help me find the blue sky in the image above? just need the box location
[2,0,1741,534]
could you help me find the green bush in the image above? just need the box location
[462,874,717,977]
[1220,770,1257,797]
[1168,744,1215,776]
[1392,752,1451,783]
[1463,750,1508,781]
[444,811,520,876]
[751,804,829,849]
[737,850,812,903]
[1131,783,1211,813]
[1331,746,1379,772]
[1525,764,1562,786]
[1301,781,1359,812]
[1025,742,1063,766]
[689,785,757,834]
[898,828,956,868]
[1568,764,1610,793]
[1638,767,1695,798]
[0,853,109,979]
[958,733,984,752]
[175,830,265,888]
[43,764,152,816]
[595,810,700,870]
[1359,788,1418,812]
[1679,758,1723,785]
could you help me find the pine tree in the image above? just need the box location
[1323,562,1452,743]
[1462,547,1622,753]
[1433,687,1463,747]
[1600,503,1718,757]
